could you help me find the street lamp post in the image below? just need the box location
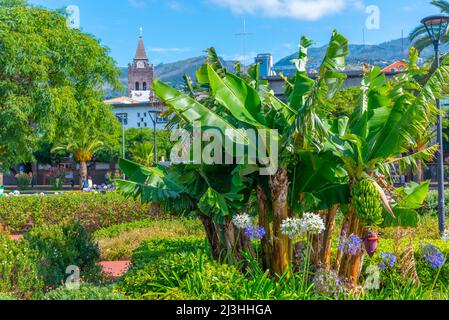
[119,111,126,179]
[148,110,161,165]
[422,15,449,233]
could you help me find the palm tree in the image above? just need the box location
[410,1,449,52]
[52,131,105,189]
[130,142,155,167]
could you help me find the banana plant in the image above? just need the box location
[117,32,446,286]
[117,31,351,277]
[322,47,449,286]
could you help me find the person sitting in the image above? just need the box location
[87,176,93,189]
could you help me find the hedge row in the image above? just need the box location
[0,193,152,232]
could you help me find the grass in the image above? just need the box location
[94,217,203,261]
[381,214,448,240]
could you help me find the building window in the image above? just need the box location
[137,123,141,128]
[156,117,167,124]
[144,122,147,127]
[116,113,128,126]
[144,112,147,117]
[135,82,140,91]
[143,82,147,91]
[137,113,140,117]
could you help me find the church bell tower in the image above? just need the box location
[128,29,155,101]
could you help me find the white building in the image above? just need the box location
[106,96,167,130]
[105,32,167,130]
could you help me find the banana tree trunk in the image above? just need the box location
[79,161,87,189]
[335,214,350,271]
[224,219,237,263]
[339,207,365,288]
[198,213,221,261]
[413,160,424,183]
[270,167,290,277]
[257,185,273,272]
[321,205,339,271]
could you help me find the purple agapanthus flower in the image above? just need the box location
[421,243,446,269]
[338,233,363,256]
[379,252,397,270]
[314,268,344,298]
[244,225,266,241]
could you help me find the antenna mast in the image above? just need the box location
[236,18,252,67]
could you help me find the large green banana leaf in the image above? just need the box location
[381,180,430,228]
[207,65,267,128]
[153,78,249,150]
[289,150,349,211]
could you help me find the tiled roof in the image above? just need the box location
[104,96,140,105]
[381,61,408,73]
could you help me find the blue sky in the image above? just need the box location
[28,0,438,67]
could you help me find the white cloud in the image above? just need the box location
[222,51,258,63]
[208,0,365,20]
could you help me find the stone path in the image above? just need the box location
[99,261,131,279]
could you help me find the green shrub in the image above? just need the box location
[0,192,152,232]
[0,235,44,299]
[422,190,449,216]
[119,252,248,300]
[117,237,205,299]
[25,221,102,289]
[15,172,33,190]
[42,284,126,300]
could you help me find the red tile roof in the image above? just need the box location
[382,61,408,73]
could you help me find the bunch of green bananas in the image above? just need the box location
[352,179,383,226]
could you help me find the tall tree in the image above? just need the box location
[0,1,121,185]
[52,104,120,188]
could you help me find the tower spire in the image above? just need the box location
[134,28,148,60]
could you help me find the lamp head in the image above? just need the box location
[421,15,449,45]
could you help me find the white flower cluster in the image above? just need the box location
[232,214,253,230]
[280,218,302,239]
[443,229,449,242]
[281,213,325,239]
[300,212,326,234]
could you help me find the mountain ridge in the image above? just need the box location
[105,37,432,98]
